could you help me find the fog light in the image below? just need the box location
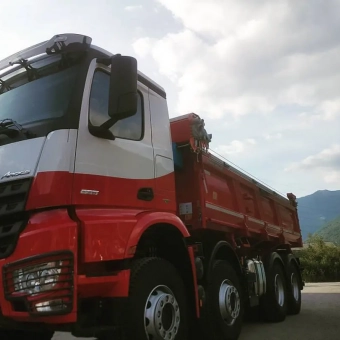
[13,261,62,295]
[35,299,67,313]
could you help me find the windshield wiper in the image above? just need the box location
[0,119,36,139]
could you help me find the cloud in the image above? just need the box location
[133,37,154,58]
[133,0,340,120]
[264,133,282,140]
[215,138,256,155]
[124,5,143,11]
[285,145,340,185]
[286,144,340,171]
[324,171,340,184]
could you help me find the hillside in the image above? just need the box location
[297,190,340,240]
[314,216,340,245]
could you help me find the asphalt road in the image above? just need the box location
[53,282,340,340]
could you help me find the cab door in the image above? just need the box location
[73,59,155,209]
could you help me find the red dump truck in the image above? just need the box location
[0,33,303,340]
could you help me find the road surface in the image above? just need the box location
[53,282,340,340]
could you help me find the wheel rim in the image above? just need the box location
[219,279,241,326]
[291,273,299,301]
[274,274,285,306]
[144,285,180,340]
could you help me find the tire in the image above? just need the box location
[122,257,188,340]
[286,261,302,315]
[0,330,54,340]
[260,262,287,322]
[201,260,244,340]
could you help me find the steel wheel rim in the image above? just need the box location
[144,285,180,340]
[219,279,241,326]
[274,274,285,306]
[291,273,299,301]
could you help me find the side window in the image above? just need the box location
[89,70,144,141]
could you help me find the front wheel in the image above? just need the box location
[201,260,244,340]
[123,257,188,340]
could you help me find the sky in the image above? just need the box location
[0,0,339,198]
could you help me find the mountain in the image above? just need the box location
[314,216,340,245]
[297,190,340,241]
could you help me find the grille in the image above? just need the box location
[0,178,32,259]
[3,251,74,316]
[0,178,32,217]
[0,220,27,259]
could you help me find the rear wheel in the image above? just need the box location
[286,261,302,315]
[201,260,244,340]
[260,262,287,322]
[112,257,188,340]
[0,330,54,340]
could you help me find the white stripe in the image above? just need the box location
[267,224,281,231]
[203,179,208,193]
[248,217,265,225]
[205,202,243,218]
[205,203,295,235]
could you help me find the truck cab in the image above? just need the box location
[0,33,193,338]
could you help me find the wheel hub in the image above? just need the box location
[274,274,285,306]
[291,273,299,301]
[219,279,241,326]
[144,285,180,340]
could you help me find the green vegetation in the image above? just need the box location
[294,234,340,282]
[314,215,340,245]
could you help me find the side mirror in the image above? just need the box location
[109,55,138,121]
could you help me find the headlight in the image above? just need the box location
[13,261,62,295]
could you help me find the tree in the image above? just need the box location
[295,234,340,282]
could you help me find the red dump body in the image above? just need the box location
[170,113,302,248]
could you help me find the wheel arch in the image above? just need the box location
[207,240,243,280]
[125,211,191,257]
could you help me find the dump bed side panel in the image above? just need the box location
[171,114,302,247]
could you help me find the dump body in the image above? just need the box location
[171,113,302,248]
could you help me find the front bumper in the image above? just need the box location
[0,209,79,324]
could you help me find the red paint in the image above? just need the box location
[76,208,141,263]
[0,209,79,323]
[26,171,176,213]
[75,208,190,262]
[124,210,191,257]
[77,269,130,297]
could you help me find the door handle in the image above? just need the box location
[137,188,154,201]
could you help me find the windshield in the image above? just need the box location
[0,59,79,126]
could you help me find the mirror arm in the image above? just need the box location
[99,117,119,130]
[88,123,116,140]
